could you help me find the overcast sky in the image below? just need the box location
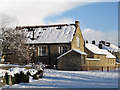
[0,0,119,46]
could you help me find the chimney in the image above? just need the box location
[106,42,110,47]
[99,43,102,49]
[75,20,80,28]
[99,40,105,45]
[86,40,88,43]
[92,40,95,45]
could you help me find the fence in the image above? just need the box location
[81,66,119,72]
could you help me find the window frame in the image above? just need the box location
[77,36,80,47]
[59,46,67,55]
[38,47,47,56]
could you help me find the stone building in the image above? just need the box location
[98,40,120,62]
[16,21,118,70]
[16,21,86,67]
[57,49,87,70]
[85,43,116,69]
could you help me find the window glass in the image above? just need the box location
[38,47,46,56]
[77,36,80,47]
[59,46,67,54]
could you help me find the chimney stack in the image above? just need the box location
[99,40,105,45]
[86,40,88,43]
[99,43,102,49]
[75,20,80,28]
[92,40,95,45]
[106,42,110,47]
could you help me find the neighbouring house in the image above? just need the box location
[16,21,86,67]
[97,40,120,68]
[85,43,116,69]
[98,40,120,62]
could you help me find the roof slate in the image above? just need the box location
[23,24,76,44]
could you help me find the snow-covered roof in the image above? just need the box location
[116,62,120,64]
[86,58,100,61]
[100,49,116,59]
[100,44,119,52]
[57,49,87,59]
[85,44,116,59]
[23,24,76,44]
[85,44,105,55]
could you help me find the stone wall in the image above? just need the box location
[28,43,71,65]
[85,47,116,69]
[71,21,85,52]
[57,51,84,71]
[84,47,94,58]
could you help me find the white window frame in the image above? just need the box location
[77,36,80,47]
[38,47,46,56]
[59,46,67,54]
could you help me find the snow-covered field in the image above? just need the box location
[2,69,119,88]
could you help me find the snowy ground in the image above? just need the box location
[2,69,119,88]
[0,64,31,67]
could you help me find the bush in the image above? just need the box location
[33,74,39,80]
[14,73,20,84]
[37,70,43,78]
[32,70,43,79]
[13,71,29,84]
[11,76,15,84]
[5,73,9,85]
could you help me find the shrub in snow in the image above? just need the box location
[12,71,29,84]
[0,67,44,85]
[37,70,43,78]
[11,76,15,84]
[33,74,39,80]
[5,73,8,85]
[14,73,20,84]
[19,71,29,83]
[5,72,12,85]
[28,69,43,80]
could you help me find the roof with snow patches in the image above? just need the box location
[85,44,105,55]
[19,24,76,44]
[100,49,116,58]
[57,49,87,59]
[99,44,119,52]
[85,44,116,59]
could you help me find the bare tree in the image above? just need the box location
[1,13,34,64]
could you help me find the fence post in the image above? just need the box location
[81,66,82,71]
[114,66,116,72]
[107,66,109,72]
[101,66,103,72]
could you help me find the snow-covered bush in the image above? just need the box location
[0,67,44,85]
[28,68,43,80]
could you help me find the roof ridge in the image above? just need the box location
[16,24,75,29]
